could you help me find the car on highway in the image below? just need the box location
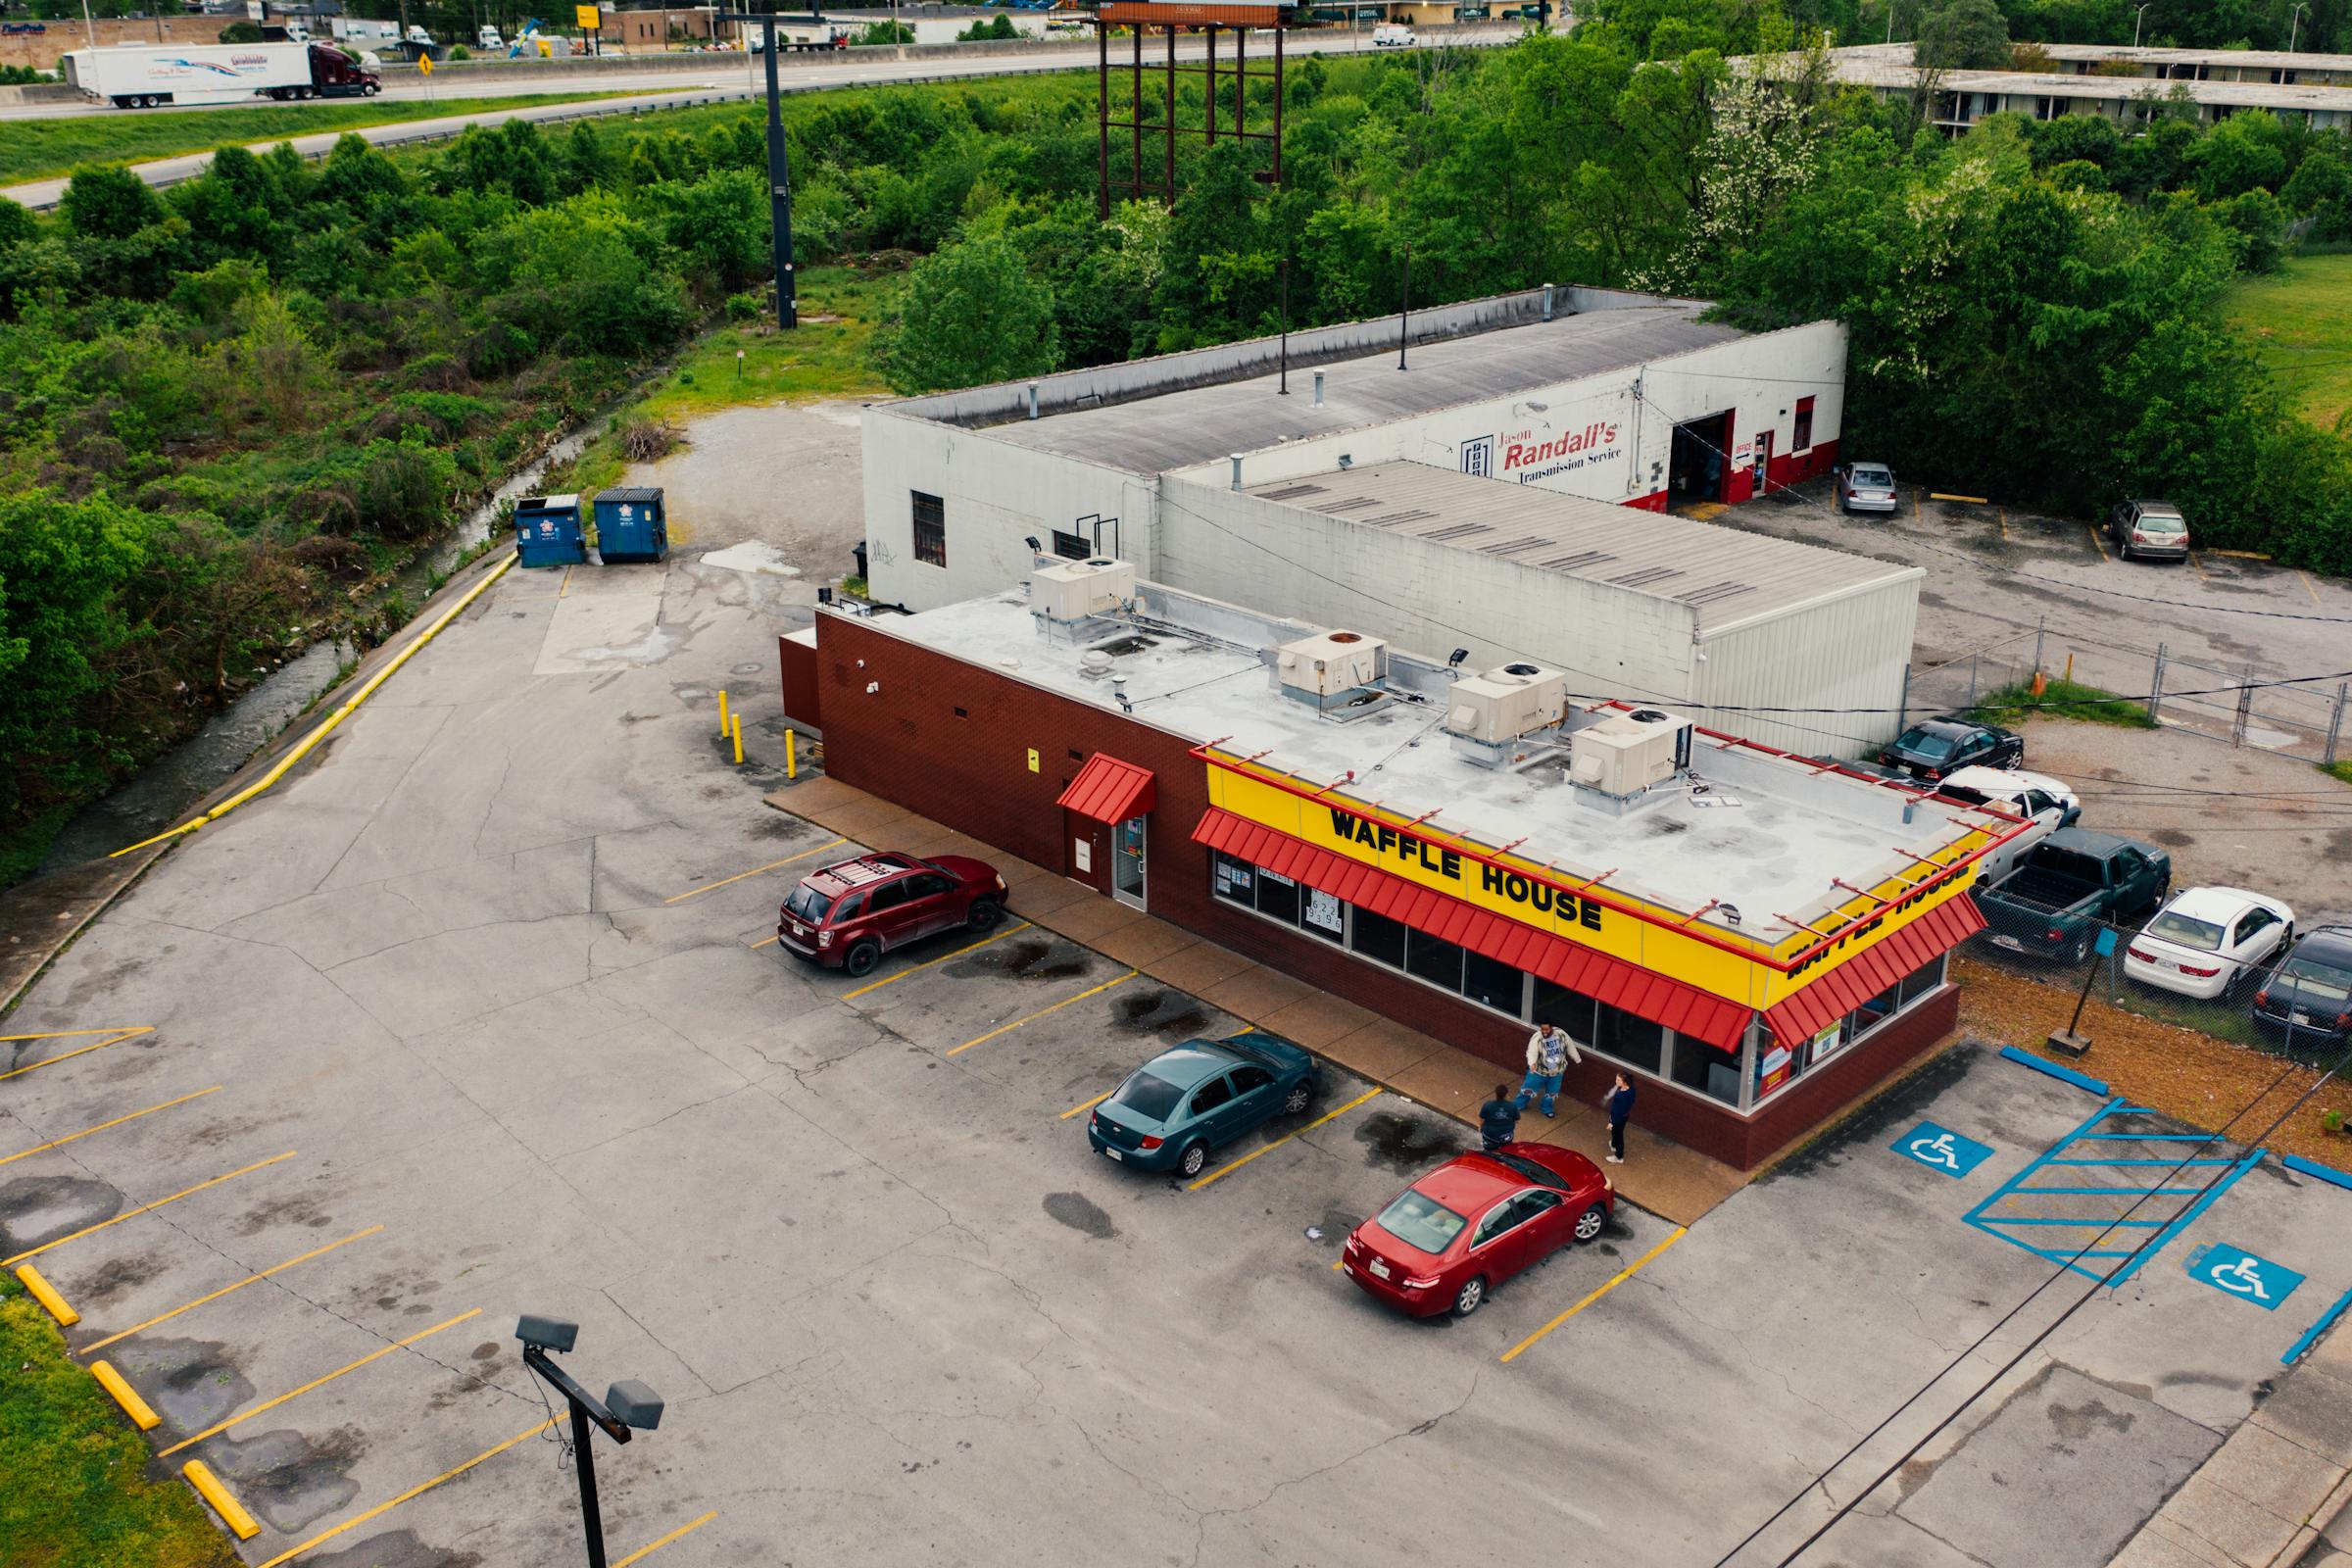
[2251,926,2352,1049]
[1088,1032,1320,1178]
[2105,499,2191,564]
[2123,887,2294,1001]
[1342,1145,1613,1318]
[1878,716,2025,782]
[1934,765,2081,885]
[1834,462,1899,514]
[775,851,1006,978]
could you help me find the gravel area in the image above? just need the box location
[622,398,865,577]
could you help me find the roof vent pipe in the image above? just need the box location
[1026,382,1040,420]
[1312,372,1325,409]
[1230,454,1244,491]
[1543,283,1555,321]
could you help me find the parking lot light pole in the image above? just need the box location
[515,1316,665,1568]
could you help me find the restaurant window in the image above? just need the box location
[1852,981,1901,1038]
[1211,851,1254,906]
[1670,1034,1741,1106]
[1595,1004,1665,1075]
[1349,906,1408,970]
[1256,868,1302,927]
[1791,396,1815,453]
[1896,954,1946,1009]
[1464,952,1527,1014]
[1754,1024,1801,1102]
[1301,886,1346,945]
[1405,929,1464,992]
[911,490,946,567]
[1532,980,1597,1039]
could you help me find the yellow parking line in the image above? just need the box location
[2,1152,296,1267]
[1998,508,2009,543]
[161,1308,481,1457]
[0,1087,220,1169]
[946,969,1137,1056]
[78,1225,381,1355]
[254,1417,559,1568]
[1060,1089,1115,1121]
[1930,492,1987,504]
[559,564,573,599]
[1498,1225,1687,1364]
[2302,569,2323,607]
[614,1510,720,1567]
[2086,522,2109,562]
[2189,551,2209,582]
[1190,1088,1383,1192]
[749,934,780,950]
[1911,489,1921,521]
[846,921,1033,1000]
[664,837,847,904]
[0,1026,153,1083]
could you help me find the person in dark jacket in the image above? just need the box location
[1479,1084,1522,1152]
[1604,1072,1636,1164]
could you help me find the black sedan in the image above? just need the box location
[2252,926,2352,1050]
[1879,717,2024,782]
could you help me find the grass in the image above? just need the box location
[0,1285,238,1568]
[1971,677,2158,730]
[2225,252,2352,433]
[0,91,645,185]
[2326,760,2352,785]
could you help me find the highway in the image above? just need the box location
[1,26,1519,208]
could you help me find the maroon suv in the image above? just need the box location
[776,852,1007,977]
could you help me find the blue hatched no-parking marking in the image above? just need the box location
[1963,1097,2262,1284]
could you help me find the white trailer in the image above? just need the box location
[330,17,402,42]
[61,41,380,108]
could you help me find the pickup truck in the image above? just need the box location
[1976,827,2171,964]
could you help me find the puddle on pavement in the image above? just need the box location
[957,938,1088,982]
[0,1175,123,1254]
[120,1337,255,1434]
[214,1424,369,1532]
[1043,1191,1118,1239]
[1113,990,1208,1036]
[1354,1109,1463,1173]
[299,1530,482,1568]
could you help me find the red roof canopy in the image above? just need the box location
[1058,755,1157,824]
[1194,808,1753,1051]
[1760,895,1984,1045]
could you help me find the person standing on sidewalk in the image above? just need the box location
[1604,1072,1636,1164]
[1515,1021,1582,1118]
[1479,1084,1522,1152]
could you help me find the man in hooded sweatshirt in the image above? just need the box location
[1515,1020,1583,1118]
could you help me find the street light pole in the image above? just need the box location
[2133,2,2151,45]
[2289,1,2308,51]
[515,1317,664,1568]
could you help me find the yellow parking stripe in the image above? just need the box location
[161,1308,481,1457]
[254,1418,560,1568]
[846,922,1033,1000]
[664,838,847,904]
[1060,1090,1115,1121]
[0,1026,153,1083]
[614,1510,720,1566]
[1189,1089,1383,1191]
[2086,522,2109,561]
[78,1226,381,1354]
[0,1087,220,1168]
[2302,569,2324,607]
[2189,551,2209,582]
[2,1152,295,1267]
[946,970,1137,1056]
[1497,1226,1687,1364]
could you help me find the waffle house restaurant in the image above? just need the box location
[805,588,2022,1168]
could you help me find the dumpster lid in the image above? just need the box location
[517,493,581,511]
[596,486,663,505]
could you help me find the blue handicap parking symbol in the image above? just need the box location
[2186,1245,2304,1311]
[1892,1121,1995,1179]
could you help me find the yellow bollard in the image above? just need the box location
[2063,653,2075,683]
[786,729,797,780]
[731,712,745,766]
[717,688,731,740]
[16,1264,77,1326]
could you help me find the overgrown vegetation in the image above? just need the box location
[1972,678,2160,729]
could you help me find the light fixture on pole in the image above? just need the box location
[515,1315,664,1568]
[2133,1,2152,45]
[2289,1,2309,51]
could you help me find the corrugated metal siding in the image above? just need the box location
[1691,574,1920,760]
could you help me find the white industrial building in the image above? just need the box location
[855,285,1904,755]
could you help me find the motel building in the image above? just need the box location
[787,564,2027,1168]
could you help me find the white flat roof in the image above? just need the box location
[858,587,2002,941]
[1223,460,1921,634]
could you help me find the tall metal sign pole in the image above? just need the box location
[718,10,799,327]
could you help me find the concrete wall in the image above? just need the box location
[3,17,239,71]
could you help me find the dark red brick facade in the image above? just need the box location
[814,608,1954,1169]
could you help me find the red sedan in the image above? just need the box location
[1342,1145,1613,1318]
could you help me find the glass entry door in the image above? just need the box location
[1111,815,1148,909]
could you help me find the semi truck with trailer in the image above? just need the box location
[61,41,380,108]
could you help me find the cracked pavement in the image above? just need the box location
[3,537,2344,1568]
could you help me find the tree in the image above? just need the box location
[1914,0,2011,67]
[58,166,165,241]
[874,232,1057,393]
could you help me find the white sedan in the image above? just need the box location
[1937,766,2082,886]
[2124,887,2295,1001]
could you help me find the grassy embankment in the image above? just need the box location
[2226,251,2352,433]
[1970,678,2159,730]
[0,92,646,185]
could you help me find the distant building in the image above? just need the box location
[1815,41,2352,131]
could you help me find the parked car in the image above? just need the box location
[1879,716,2025,782]
[1344,1145,1613,1318]
[2105,499,2191,564]
[1834,462,1899,514]
[775,852,1006,977]
[2251,926,2352,1049]
[1935,765,2081,886]
[1088,1032,1319,1178]
[1371,23,1417,44]
[2122,887,2294,1001]
[1976,827,2172,965]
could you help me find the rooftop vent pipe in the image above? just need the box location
[1230,454,1244,491]
[1312,372,1325,408]
[1026,382,1039,420]
[1543,283,1555,321]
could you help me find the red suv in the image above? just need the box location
[776,852,1006,977]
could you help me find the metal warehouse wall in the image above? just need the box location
[1693,578,1921,760]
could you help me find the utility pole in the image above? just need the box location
[718,10,800,327]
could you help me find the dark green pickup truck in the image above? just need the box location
[1976,827,2173,964]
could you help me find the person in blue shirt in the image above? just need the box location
[1479,1084,1522,1152]
[1605,1072,1636,1164]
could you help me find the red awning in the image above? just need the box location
[1761,894,1986,1045]
[1193,808,1753,1051]
[1057,754,1156,824]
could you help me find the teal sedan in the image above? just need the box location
[1087,1032,1321,1179]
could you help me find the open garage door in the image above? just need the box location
[1668,411,1733,504]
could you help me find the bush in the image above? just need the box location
[725,291,764,320]
[616,414,682,461]
[218,21,264,41]
[448,43,472,59]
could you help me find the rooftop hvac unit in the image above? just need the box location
[1275,630,1388,710]
[1445,662,1570,745]
[1569,709,1693,802]
[1031,558,1136,622]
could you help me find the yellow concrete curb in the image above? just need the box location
[14,1263,77,1326]
[183,1459,262,1541]
[90,1359,160,1431]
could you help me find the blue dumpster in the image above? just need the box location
[514,493,586,567]
[594,486,668,564]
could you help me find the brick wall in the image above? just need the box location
[815,609,1956,1169]
[3,18,241,72]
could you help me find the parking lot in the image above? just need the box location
[3,547,2347,1567]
